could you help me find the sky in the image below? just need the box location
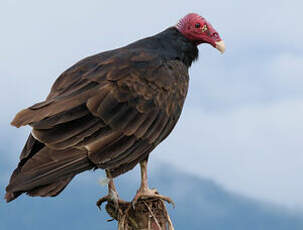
[2,164,303,230]
[0,0,303,211]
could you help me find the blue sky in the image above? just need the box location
[1,0,302,212]
[2,161,303,230]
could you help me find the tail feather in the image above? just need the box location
[5,146,94,202]
[27,176,74,197]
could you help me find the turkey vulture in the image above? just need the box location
[5,13,225,204]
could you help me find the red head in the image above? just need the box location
[176,13,225,53]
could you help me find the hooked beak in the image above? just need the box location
[215,40,226,54]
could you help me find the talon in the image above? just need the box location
[130,160,175,209]
[157,194,175,207]
[131,187,175,209]
[96,193,128,213]
[145,193,175,207]
[96,195,110,210]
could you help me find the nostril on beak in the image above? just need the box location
[211,32,221,41]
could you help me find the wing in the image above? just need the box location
[10,48,189,181]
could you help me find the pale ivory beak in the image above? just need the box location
[215,40,226,54]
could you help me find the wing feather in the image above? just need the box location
[31,114,101,145]
[31,104,90,129]
[9,50,189,191]
[11,81,100,128]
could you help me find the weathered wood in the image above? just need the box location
[103,198,174,230]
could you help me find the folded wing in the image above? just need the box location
[6,49,189,201]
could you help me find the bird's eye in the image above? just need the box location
[195,23,201,28]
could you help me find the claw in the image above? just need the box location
[131,188,175,209]
[96,194,128,214]
[96,195,110,210]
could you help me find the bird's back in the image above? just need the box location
[6,27,196,202]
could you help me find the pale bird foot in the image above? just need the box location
[96,192,127,211]
[131,188,175,209]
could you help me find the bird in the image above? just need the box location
[5,13,225,206]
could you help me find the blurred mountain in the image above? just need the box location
[1,162,303,230]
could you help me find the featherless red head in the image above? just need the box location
[175,13,225,53]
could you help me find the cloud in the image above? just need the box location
[1,0,303,210]
[186,51,303,112]
[268,53,303,89]
[154,98,303,208]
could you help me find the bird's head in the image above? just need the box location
[176,13,225,54]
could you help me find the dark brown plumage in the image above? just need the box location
[6,13,225,203]
[5,27,197,202]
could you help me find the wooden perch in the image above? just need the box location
[100,198,174,230]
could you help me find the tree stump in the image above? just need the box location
[103,198,174,230]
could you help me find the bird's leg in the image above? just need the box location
[131,159,175,209]
[96,170,127,210]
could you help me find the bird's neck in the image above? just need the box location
[156,27,199,67]
[127,27,199,67]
